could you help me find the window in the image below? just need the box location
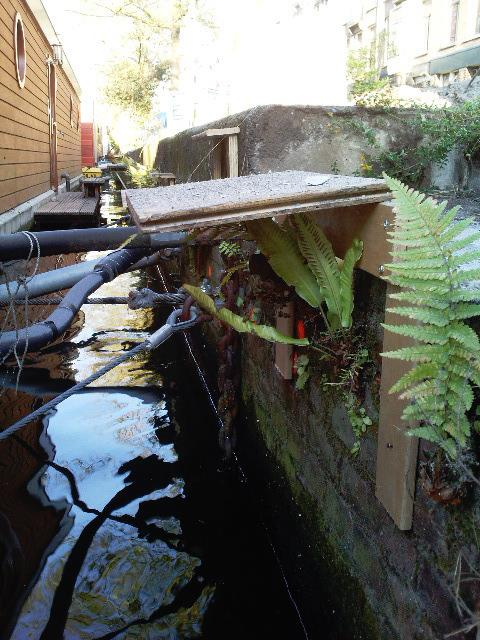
[14,13,26,89]
[70,95,74,128]
[450,0,460,44]
[417,2,431,55]
[347,23,362,47]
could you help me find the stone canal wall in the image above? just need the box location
[155,106,480,639]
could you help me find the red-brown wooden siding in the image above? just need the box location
[0,0,82,215]
[81,122,94,166]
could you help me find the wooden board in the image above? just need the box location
[34,192,99,223]
[314,201,419,529]
[191,127,240,139]
[275,302,295,380]
[376,281,419,530]
[127,171,390,233]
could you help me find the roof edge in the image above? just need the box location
[23,0,82,98]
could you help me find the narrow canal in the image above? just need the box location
[0,192,307,639]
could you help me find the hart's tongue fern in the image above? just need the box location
[382,175,480,458]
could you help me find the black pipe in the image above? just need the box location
[0,228,187,261]
[0,248,146,358]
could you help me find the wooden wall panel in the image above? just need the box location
[0,0,81,215]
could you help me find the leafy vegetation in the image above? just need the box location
[219,241,242,258]
[183,285,310,346]
[382,175,480,458]
[346,45,391,106]
[104,54,169,121]
[246,216,363,331]
[352,99,480,186]
[295,355,310,390]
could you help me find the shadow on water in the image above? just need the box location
[0,192,307,639]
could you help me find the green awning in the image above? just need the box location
[429,43,480,74]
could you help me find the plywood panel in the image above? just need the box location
[312,202,394,278]
[128,172,390,232]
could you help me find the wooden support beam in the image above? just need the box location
[314,201,418,529]
[275,302,295,380]
[227,134,239,178]
[376,282,419,530]
[212,145,222,180]
[192,127,240,139]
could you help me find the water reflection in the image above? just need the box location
[5,252,211,639]
[0,193,308,640]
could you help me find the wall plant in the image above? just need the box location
[382,174,480,458]
[245,216,363,331]
[183,284,309,347]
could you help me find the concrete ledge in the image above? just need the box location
[0,175,83,234]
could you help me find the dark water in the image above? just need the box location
[0,194,306,639]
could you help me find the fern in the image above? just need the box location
[183,285,310,346]
[245,219,321,308]
[382,174,480,458]
[219,241,242,258]
[247,216,363,330]
[294,214,343,328]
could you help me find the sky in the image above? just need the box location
[40,0,355,142]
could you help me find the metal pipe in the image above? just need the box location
[0,252,162,304]
[0,248,147,357]
[0,227,187,261]
[60,172,71,192]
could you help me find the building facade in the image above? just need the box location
[346,0,480,87]
[0,0,82,221]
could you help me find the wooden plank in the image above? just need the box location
[0,130,50,153]
[376,281,419,530]
[1,161,49,180]
[227,135,239,178]
[0,95,49,135]
[127,171,389,232]
[0,64,49,116]
[0,179,48,214]
[130,190,390,234]
[0,114,49,144]
[35,192,98,216]
[312,201,394,278]
[192,127,240,139]
[0,171,50,198]
[212,145,222,179]
[275,302,295,380]
[0,148,49,164]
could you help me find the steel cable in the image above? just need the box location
[0,308,199,442]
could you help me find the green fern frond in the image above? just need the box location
[339,239,363,328]
[389,363,440,394]
[183,285,309,346]
[245,219,321,308]
[294,214,343,328]
[382,173,480,458]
